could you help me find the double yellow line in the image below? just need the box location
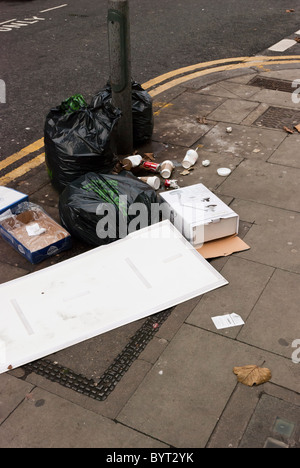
[0,138,45,185]
[1,55,300,186]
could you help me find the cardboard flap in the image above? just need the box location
[197,234,250,259]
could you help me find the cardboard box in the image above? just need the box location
[160,183,239,247]
[0,187,28,214]
[0,202,72,264]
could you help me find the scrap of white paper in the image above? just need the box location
[211,313,244,330]
[26,223,46,237]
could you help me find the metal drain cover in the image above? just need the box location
[22,308,172,401]
[255,106,300,129]
[249,76,294,93]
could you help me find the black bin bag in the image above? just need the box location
[59,171,160,246]
[44,94,121,193]
[91,81,154,147]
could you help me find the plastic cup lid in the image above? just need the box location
[217,167,231,177]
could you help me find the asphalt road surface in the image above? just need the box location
[0,0,300,160]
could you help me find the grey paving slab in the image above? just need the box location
[237,268,300,359]
[0,387,167,448]
[226,73,258,85]
[248,88,300,109]
[160,92,225,118]
[0,235,34,272]
[198,81,260,100]
[229,199,300,274]
[207,98,259,124]
[208,383,300,448]
[0,374,34,424]
[30,182,59,209]
[268,133,300,168]
[152,112,214,147]
[0,261,29,284]
[216,159,300,212]
[239,393,300,448]
[260,68,300,82]
[117,324,277,448]
[199,123,285,161]
[186,257,274,338]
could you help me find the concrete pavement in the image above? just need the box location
[0,61,299,449]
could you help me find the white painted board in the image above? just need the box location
[0,220,228,374]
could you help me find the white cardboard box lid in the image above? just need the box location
[160,183,238,224]
[0,220,228,374]
[0,187,28,214]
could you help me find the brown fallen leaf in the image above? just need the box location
[197,116,208,125]
[283,126,294,134]
[294,124,300,132]
[286,9,295,13]
[143,152,155,161]
[180,168,194,176]
[295,37,300,43]
[233,365,272,386]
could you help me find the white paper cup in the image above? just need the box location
[182,149,198,169]
[139,176,160,190]
[160,160,175,179]
[122,154,143,170]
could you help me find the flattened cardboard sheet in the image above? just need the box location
[197,234,250,259]
[0,220,228,374]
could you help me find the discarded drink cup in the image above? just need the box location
[138,176,160,190]
[121,154,143,170]
[182,149,198,169]
[141,161,161,173]
[160,160,175,179]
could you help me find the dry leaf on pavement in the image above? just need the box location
[143,152,155,161]
[233,365,272,386]
[294,124,300,133]
[283,126,294,134]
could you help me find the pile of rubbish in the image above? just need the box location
[0,81,246,259]
[0,82,259,382]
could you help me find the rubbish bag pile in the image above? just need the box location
[59,171,159,246]
[44,93,121,193]
[91,81,154,147]
[44,82,154,193]
[44,82,156,246]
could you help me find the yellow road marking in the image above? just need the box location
[0,153,45,185]
[0,137,44,172]
[1,55,300,186]
[148,58,300,97]
[143,55,300,90]
[142,57,249,89]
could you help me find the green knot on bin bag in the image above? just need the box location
[61,94,87,113]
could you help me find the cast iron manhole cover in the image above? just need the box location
[21,308,172,401]
[249,76,295,93]
[254,106,300,129]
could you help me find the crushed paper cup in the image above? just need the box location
[182,149,198,169]
[217,167,231,177]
